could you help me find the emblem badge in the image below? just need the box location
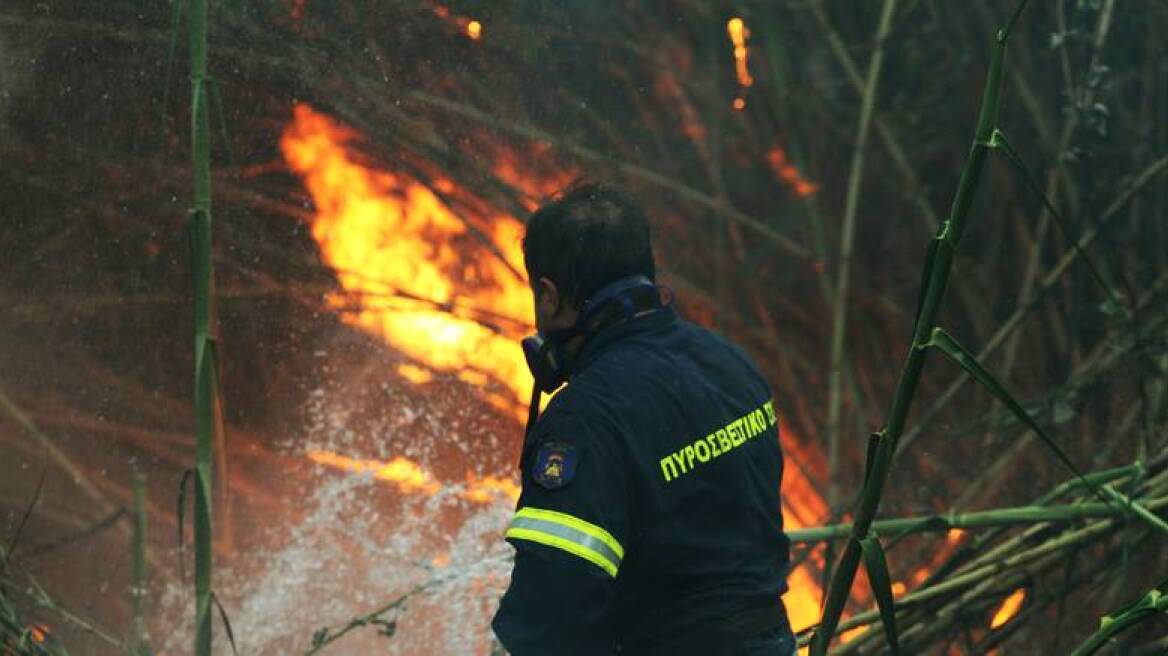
[532,442,578,489]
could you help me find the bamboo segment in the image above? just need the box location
[788,497,1166,543]
[1069,577,1168,656]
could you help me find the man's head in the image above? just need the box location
[522,182,656,334]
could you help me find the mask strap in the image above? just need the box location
[524,382,542,439]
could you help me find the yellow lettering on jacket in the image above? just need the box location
[659,400,779,483]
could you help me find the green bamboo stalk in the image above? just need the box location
[809,4,1029,652]
[788,495,1165,543]
[189,0,216,654]
[825,0,898,520]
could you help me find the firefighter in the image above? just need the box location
[492,183,794,655]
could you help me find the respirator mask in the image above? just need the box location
[521,275,666,433]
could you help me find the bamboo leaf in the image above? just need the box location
[989,129,1121,309]
[860,534,900,655]
[2,467,46,573]
[211,591,239,656]
[177,468,192,581]
[926,327,1100,499]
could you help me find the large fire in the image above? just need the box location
[281,104,534,422]
[280,103,827,640]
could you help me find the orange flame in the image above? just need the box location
[466,20,483,40]
[307,449,442,495]
[990,588,1026,629]
[947,528,967,544]
[307,449,520,504]
[28,624,49,644]
[726,18,754,88]
[776,422,830,633]
[280,104,534,421]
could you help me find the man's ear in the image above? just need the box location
[536,277,560,315]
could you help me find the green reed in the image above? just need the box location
[188,0,217,653]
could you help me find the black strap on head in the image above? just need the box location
[525,382,543,439]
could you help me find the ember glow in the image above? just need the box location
[990,588,1026,629]
[280,104,534,422]
[768,147,819,198]
[432,3,483,41]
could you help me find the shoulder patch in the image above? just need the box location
[532,442,579,489]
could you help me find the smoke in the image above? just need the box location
[0,23,37,145]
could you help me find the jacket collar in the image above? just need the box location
[569,306,678,378]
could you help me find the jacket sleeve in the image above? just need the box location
[491,403,630,655]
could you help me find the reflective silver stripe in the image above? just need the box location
[508,515,623,575]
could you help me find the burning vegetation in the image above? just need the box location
[2,1,1168,655]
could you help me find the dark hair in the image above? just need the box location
[522,182,656,309]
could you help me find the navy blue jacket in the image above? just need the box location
[493,306,791,655]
